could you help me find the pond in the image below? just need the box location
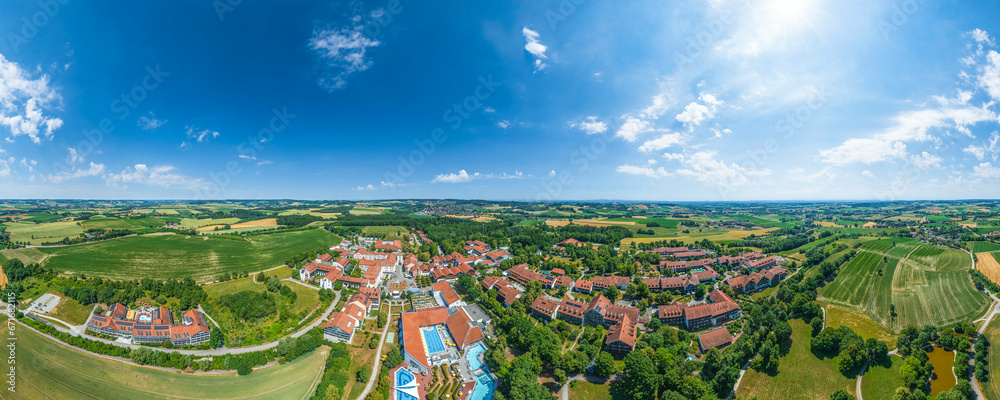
[927,346,956,396]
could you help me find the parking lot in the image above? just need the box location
[28,293,62,315]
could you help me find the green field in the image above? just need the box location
[1,229,339,282]
[821,303,897,348]
[859,238,920,258]
[606,217,680,228]
[819,252,894,308]
[906,245,971,272]
[4,220,85,245]
[361,225,409,241]
[819,243,988,333]
[736,319,857,400]
[971,241,1000,253]
[178,217,242,228]
[79,215,181,230]
[984,317,1000,400]
[6,319,328,400]
[860,356,906,400]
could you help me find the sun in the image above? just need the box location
[766,0,814,26]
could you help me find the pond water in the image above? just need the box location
[927,346,956,396]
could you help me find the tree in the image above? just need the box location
[620,351,658,400]
[357,367,370,383]
[266,277,281,292]
[694,283,707,299]
[209,329,224,348]
[830,389,855,400]
[773,320,793,343]
[554,368,566,385]
[593,352,616,377]
[605,286,620,303]
[647,317,661,331]
[811,316,824,335]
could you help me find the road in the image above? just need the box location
[970,291,1000,400]
[357,306,395,400]
[5,289,341,357]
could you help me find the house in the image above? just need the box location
[724,266,787,295]
[605,314,637,353]
[583,295,640,328]
[87,304,211,346]
[748,256,777,270]
[530,297,560,322]
[481,276,522,307]
[358,287,381,310]
[592,276,629,291]
[643,276,698,294]
[573,279,593,294]
[432,282,463,308]
[551,268,566,276]
[374,240,402,252]
[557,299,587,325]
[323,296,369,342]
[657,290,741,330]
[698,328,735,352]
[400,307,485,374]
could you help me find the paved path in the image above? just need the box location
[970,291,1000,400]
[357,307,394,400]
[10,290,341,357]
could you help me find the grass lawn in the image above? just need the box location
[361,225,409,241]
[821,303,897,349]
[567,379,617,400]
[861,356,907,400]
[47,292,95,325]
[736,319,857,400]
[343,343,381,400]
[8,317,329,400]
[203,272,320,345]
[18,229,339,282]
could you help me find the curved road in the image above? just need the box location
[357,306,394,400]
[3,289,341,357]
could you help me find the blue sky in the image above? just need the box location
[1,0,1000,201]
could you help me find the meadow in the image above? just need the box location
[906,245,971,272]
[819,252,893,308]
[1,229,339,282]
[8,320,328,400]
[972,241,1000,253]
[361,225,410,241]
[860,356,906,400]
[735,320,857,400]
[3,220,85,245]
[984,317,1000,400]
[820,303,897,348]
[79,215,181,230]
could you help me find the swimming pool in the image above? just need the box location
[469,373,495,400]
[394,368,419,400]
[465,342,486,371]
[423,329,446,354]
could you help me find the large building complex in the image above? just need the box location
[87,303,211,346]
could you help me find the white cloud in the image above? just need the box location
[570,116,608,135]
[106,164,206,190]
[0,54,63,144]
[257,160,274,166]
[137,112,166,131]
[971,29,995,46]
[549,170,556,177]
[820,138,908,165]
[675,93,722,129]
[641,94,673,120]
[185,126,220,143]
[238,154,256,161]
[497,120,510,129]
[638,132,686,152]
[675,151,770,186]
[973,162,1000,179]
[522,27,548,72]
[980,50,1000,101]
[711,127,732,138]
[616,164,671,178]
[309,13,384,91]
[910,152,943,169]
[431,169,523,183]
[353,181,396,191]
[483,107,496,114]
[862,171,876,179]
[68,147,83,164]
[47,162,104,183]
[615,117,652,142]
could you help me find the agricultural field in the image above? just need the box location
[859,238,920,258]
[860,356,906,400]
[196,218,280,231]
[3,220,85,245]
[984,317,1000,400]
[361,225,410,241]
[2,229,340,282]
[10,319,329,400]
[906,245,971,272]
[79,215,181,230]
[977,252,1000,286]
[819,244,989,333]
[819,252,894,308]
[179,217,242,228]
[971,241,1000,253]
[736,320,857,400]
[621,228,778,246]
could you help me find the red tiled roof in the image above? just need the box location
[432,282,461,306]
[699,328,734,351]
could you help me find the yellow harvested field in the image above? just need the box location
[473,216,496,222]
[862,222,877,228]
[545,220,570,227]
[960,223,977,228]
[196,218,279,231]
[0,267,7,288]
[443,215,475,219]
[815,221,842,227]
[977,252,1000,286]
[621,228,778,245]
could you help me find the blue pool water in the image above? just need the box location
[394,368,419,400]
[424,329,446,354]
[469,373,495,400]
[395,368,414,387]
[465,342,486,370]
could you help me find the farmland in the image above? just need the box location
[9,319,329,400]
[79,215,180,230]
[818,243,989,333]
[977,252,1000,286]
[735,320,857,400]
[971,241,1000,253]
[3,220,85,245]
[984,317,1000,400]
[0,229,339,282]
